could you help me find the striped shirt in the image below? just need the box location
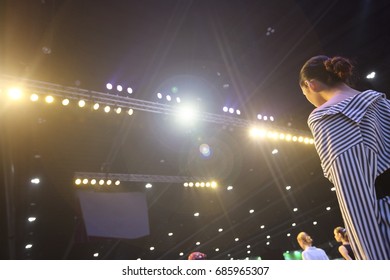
[308,90,390,260]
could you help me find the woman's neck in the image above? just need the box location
[315,84,360,111]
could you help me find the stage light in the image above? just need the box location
[45,95,54,103]
[82,179,88,184]
[211,181,217,188]
[93,103,100,110]
[195,241,200,245]
[30,178,40,184]
[236,109,241,115]
[25,244,33,249]
[313,221,318,225]
[116,85,123,92]
[128,109,134,115]
[115,107,122,114]
[7,87,22,100]
[127,87,133,94]
[179,252,184,256]
[176,97,181,103]
[62,99,70,106]
[114,180,120,185]
[223,106,228,112]
[249,209,254,214]
[104,105,111,113]
[228,107,234,113]
[28,217,36,222]
[366,71,376,79]
[150,247,155,251]
[286,185,291,190]
[93,253,99,257]
[166,95,171,101]
[99,179,105,185]
[234,238,239,242]
[194,212,199,217]
[293,208,298,212]
[157,92,162,99]
[168,232,173,236]
[106,83,113,90]
[227,186,233,190]
[145,183,152,188]
[106,179,112,185]
[260,225,265,229]
[218,228,223,232]
[91,179,97,185]
[175,103,199,125]
[30,94,39,102]
[78,100,86,107]
[75,178,81,185]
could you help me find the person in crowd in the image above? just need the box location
[188,251,207,260]
[299,55,390,259]
[297,232,329,260]
[334,226,355,260]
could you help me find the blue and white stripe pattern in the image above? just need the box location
[308,90,390,260]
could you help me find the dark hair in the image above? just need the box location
[334,226,349,242]
[299,55,354,87]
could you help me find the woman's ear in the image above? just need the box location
[307,79,322,92]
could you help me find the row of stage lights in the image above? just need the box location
[249,127,314,144]
[7,88,135,115]
[74,178,218,189]
[5,87,313,145]
[183,181,218,188]
[106,83,133,94]
[74,178,121,186]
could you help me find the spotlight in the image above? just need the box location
[30,94,39,102]
[78,100,86,107]
[45,95,54,103]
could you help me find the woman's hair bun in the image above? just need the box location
[324,56,353,80]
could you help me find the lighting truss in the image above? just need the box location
[74,172,209,184]
[0,74,312,137]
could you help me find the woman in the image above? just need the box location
[299,55,390,260]
[334,227,355,260]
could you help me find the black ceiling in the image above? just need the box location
[1,0,390,260]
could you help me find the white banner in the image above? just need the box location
[0,260,387,280]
